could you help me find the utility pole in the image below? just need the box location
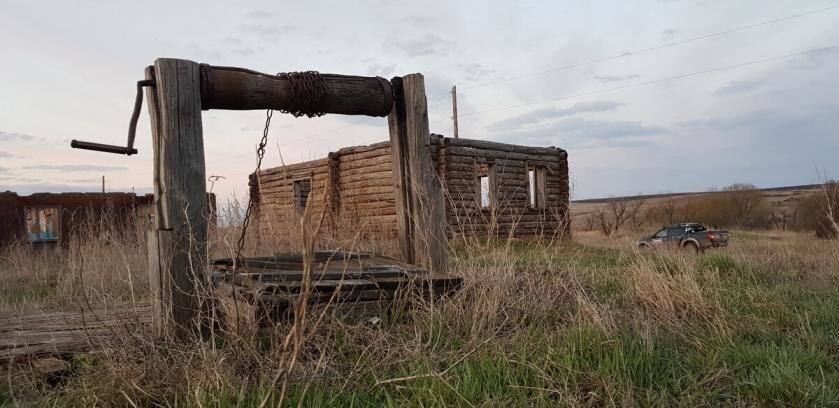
[101,175,105,193]
[450,85,459,139]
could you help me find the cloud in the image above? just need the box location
[401,16,435,27]
[241,23,299,43]
[423,74,455,102]
[792,46,839,70]
[384,34,448,56]
[244,10,276,19]
[456,63,493,81]
[662,29,677,40]
[23,164,128,172]
[231,47,256,56]
[667,108,839,189]
[553,117,665,141]
[66,178,103,183]
[679,110,775,131]
[367,63,397,77]
[491,117,665,149]
[488,101,625,131]
[0,131,37,143]
[715,79,765,95]
[0,151,13,159]
[594,74,639,82]
[0,166,10,174]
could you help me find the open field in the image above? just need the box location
[571,184,822,232]
[1,221,838,407]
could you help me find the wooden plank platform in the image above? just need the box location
[212,250,462,324]
[0,251,461,363]
[0,304,151,363]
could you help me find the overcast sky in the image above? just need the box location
[1,0,838,200]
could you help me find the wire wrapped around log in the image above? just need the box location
[199,64,393,117]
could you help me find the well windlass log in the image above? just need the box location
[199,65,393,117]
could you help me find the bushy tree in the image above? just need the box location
[794,181,839,239]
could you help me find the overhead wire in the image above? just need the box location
[459,3,839,90]
[459,44,839,118]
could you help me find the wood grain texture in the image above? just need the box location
[0,304,151,363]
[252,122,569,242]
[201,65,393,116]
[148,58,208,339]
[387,77,415,264]
[401,74,448,273]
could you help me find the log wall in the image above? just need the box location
[252,135,569,241]
[438,138,570,239]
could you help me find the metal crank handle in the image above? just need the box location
[70,79,154,156]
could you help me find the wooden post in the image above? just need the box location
[145,58,208,339]
[450,85,459,139]
[388,74,448,273]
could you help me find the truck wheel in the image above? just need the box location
[683,242,700,253]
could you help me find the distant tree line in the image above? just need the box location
[583,181,839,239]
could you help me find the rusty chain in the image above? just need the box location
[232,71,327,268]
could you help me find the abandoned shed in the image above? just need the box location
[250,134,570,240]
[0,191,219,246]
[0,192,155,246]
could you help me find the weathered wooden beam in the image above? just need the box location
[388,74,448,273]
[146,58,208,339]
[388,77,414,264]
[445,138,565,155]
[200,65,393,116]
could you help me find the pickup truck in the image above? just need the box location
[637,223,730,252]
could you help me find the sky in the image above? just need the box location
[1,0,838,201]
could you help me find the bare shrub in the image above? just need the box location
[644,184,771,230]
[597,197,645,236]
[794,180,839,239]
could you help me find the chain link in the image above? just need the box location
[227,70,326,331]
[232,71,327,268]
[233,106,272,268]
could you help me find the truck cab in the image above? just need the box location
[638,223,729,252]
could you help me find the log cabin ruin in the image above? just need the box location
[0,191,217,246]
[0,192,155,246]
[250,135,570,241]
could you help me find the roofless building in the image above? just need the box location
[251,134,570,241]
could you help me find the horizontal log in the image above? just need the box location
[338,168,393,183]
[335,141,391,156]
[339,185,395,196]
[445,138,564,155]
[257,183,328,195]
[257,161,329,178]
[337,214,397,224]
[340,178,394,192]
[338,154,392,170]
[339,165,393,178]
[200,65,393,116]
[336,191,395,202]
[445,154,561,168]
[444,146,561,163]
[342,201,396,211]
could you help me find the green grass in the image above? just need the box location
[0,278,58,310]
[6,235,839,407]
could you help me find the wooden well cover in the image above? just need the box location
[211,251,462,322]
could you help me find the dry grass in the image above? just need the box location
[2,212,839,406]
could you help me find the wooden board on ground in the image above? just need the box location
[0,304,151,364]
[211,250,462,324]
[0,251,461,364]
